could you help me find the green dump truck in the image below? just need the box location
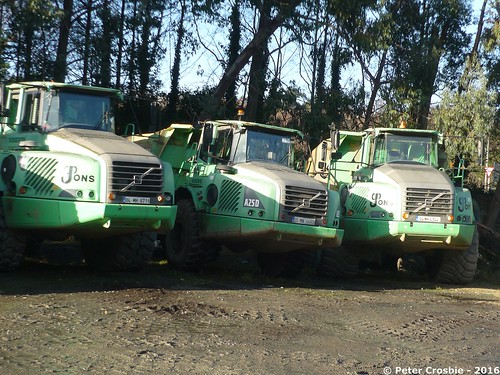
[135,120,343,276]
[307,126,478,284]
[0,81,176,271]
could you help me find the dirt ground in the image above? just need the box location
[1,246,499,375]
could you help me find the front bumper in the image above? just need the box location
[200,213,343,252]
[342,217,475,251]
[4,196,177,234]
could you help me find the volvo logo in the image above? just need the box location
[121,168,153,192]
[414,192,446,213]
[133,174,143,184]
[291,191,322,213]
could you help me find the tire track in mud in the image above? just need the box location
[336,296,500,370]
[352,312,468,343]
[82,289,314,374]
[104,289,349,374]
[0,295,115,374]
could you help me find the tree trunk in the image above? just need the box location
[100,0,112,87]
[245,3,271,123]
[203,15,284,119]
[364,50,387,129]
[53,0,73,82]
[245,43,268,122]
[23,10,34,80]
[459,0,487,94]
[416,24,448,130]
[224,1,241,114]
[127,0,138,93]
[166,1,186,125]
[115,0,126,89]
[82,0,93,85]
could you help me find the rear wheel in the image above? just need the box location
[0,201,26,271]
[164,199,218,271]
[427,226,479,284]
[317,246,360,278]
[82,231,155,271]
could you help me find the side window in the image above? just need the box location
[372,137,386,165]
[213,130,232,162]
[42,93,60,131]
[6,94,19,127]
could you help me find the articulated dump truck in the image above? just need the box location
[0,82,176,271]
[307,126,478,284]
[133,120,343,276]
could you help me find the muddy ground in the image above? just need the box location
[0,246,499,375]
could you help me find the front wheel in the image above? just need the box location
[0,201,26,271]
[427,226,479,284]
[164,199,218,271]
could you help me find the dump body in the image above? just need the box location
[0,81,176,270]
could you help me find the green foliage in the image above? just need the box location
[387,0,471,128]
[432,58,497,187]
[378,86,421,128]
[264,80,308,131]
[482,1,500,92]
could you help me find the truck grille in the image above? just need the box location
[283,185,328,219]
[110,161,163,200]
[405,188,453,215]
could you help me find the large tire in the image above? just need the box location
[164,199,217,271]
[81,231,155,271]
[317,246,360,278]
[257,250,311,278]
[429,226,479,284]
[0,201,26,271]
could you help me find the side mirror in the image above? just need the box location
[318,141,328,171]
[320,141,327,162]
[330,129,340,150]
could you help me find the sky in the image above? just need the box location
[160,0,489,98]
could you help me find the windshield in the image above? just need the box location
[42,91,114,132]
[372,133,438,167]
[236,129,293,166]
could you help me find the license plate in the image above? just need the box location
[123,196,151,204]
[291,216,316,225]
[416,215,441,223]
